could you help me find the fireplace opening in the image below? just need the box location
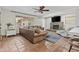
[53,25,59,29]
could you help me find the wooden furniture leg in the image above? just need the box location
[68,44,73,52]
[0,35,3,40]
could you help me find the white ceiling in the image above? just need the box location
[0,6,78,17]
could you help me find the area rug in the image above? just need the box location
[46,31,62,43]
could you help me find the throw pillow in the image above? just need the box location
[35,28,41,34]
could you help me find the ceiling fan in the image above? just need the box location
[33,6,49,14]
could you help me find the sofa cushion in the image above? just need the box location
[35,28,41,34]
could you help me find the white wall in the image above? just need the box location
[32,17,45,27]
[0,8,16,35]
[76,9,79,26]
[44,18,51,29]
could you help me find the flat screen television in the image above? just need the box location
[51,16,61,22]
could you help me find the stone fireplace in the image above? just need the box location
[50,22,63,30]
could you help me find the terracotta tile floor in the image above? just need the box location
[0,35,74,52]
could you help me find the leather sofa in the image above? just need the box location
[19,28,47,44]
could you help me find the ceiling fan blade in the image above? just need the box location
[40,6,45,10]
[42,9,49,11]
[40,11,43,14]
